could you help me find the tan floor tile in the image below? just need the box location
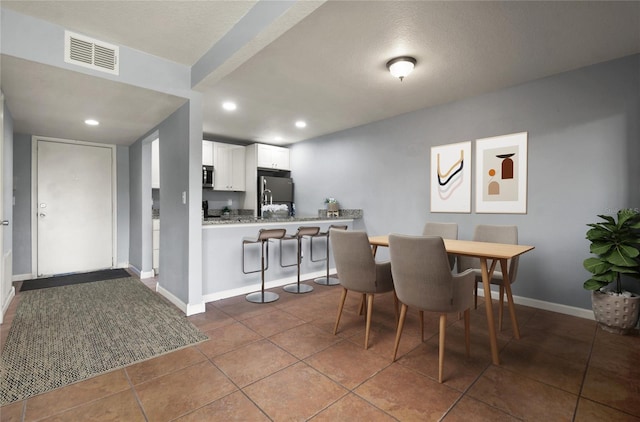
[581,365,640,417]
[187,306,235,332]
[269,323,342,359]
[348,319,423,360]
[126,346,206,385]
[305,340,392,389]
[467,366,577,421]
[523,310,596,343]
[244,362,347,421]
[442,396,519,421]
[215,297,278,321]
[355,364,461,421]
[175,391,269,421]
[135,360,236,422]
[310,393,396,421]
[574,398,640,421]
[212,339,297,387]
[516,327,593,364]
[397,328,491,391]
[242,308,305,337]
[0,401,24,422]
[499,340,587,394]
[24,370,130,421]
[39,390,145,422]
[195,322,262,358]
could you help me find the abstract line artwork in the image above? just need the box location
[430,141,471,213]
[475,132,528,213]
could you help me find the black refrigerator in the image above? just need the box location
[259,176,294,215]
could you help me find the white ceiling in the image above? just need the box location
[1,1,639,146]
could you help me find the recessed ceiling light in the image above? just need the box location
[222,101,237,111]
[84,119,100,126]
[295,120,307,128]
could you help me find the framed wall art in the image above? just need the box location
[475,132,528,214]
[430,141,472,213]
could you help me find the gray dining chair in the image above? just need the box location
[330,229,395,350]
[457,224,519,331]
[422,222,458,270]
[389,234,475,383]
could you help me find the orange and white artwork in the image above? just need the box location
[430,141,472,213]
[475,132,528,213]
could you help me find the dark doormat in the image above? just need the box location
[20,268,131,291]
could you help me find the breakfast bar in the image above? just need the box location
[202,217,355,303]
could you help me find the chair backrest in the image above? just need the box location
[423,222,458,269]
[329,229,376,291]
[457,225,519,281]
[389,234,454,311]
[422,222,458,239]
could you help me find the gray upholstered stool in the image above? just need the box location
[280,226,320,294]
[312,225,348,286]
[243,228,287,303]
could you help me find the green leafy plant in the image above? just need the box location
[583,209,640,293]
[325,197,337,204]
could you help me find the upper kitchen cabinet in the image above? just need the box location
[213,142,246,191]
[151,138,160,189]
[202,140,214,166]
[256,144,290,170]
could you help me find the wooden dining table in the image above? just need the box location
[369,235,535,365]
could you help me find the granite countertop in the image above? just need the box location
[202,209,362,225]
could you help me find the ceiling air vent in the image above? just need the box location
[64,31,119,75]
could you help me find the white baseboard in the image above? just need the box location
[156,283,205,316]
[477,288,594,320]
[1,286,15,324]
[203,269,328,303]
[128,265,155,280]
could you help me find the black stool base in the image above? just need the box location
[283,283,314,294]
[314,276,340,286]
[246,291,279,303]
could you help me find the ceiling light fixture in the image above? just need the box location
[222,101,237,111]
[84,119,100,126]
[386,56,417,81]
[295,120,307,128]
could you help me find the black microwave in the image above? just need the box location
[202,165,213,188]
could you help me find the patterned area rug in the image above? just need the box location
[1,278,208,405]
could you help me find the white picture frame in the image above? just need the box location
[430,141,472,213]
[475,132,528,214]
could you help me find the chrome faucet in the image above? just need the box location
[262,189,273,206]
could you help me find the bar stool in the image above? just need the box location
[243,228,287,303]
[280,226,320,294]
[312,225,348,285]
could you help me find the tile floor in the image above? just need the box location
[1,276,639,421]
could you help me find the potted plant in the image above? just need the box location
[325,197,339,212]
[583,208,640,334]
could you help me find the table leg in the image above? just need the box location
[500,258,521,339]
[371,245,378,257]
[480,258,500,365]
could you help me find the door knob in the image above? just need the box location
[39,213,46,217]
[1,220,8,226]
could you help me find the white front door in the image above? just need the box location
[35,138,114,276]
[0,92,7,323]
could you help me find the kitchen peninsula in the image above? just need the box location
[202,213,360,303]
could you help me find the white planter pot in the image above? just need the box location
[591,291,640,335]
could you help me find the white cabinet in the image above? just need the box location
[152,219,159,274]
[257,144,290,170]
[202,140,214,166]
[151,139,160,189]
[213,142,245,191]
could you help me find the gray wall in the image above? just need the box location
[11,133,30,275]
[291,54,640,310]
